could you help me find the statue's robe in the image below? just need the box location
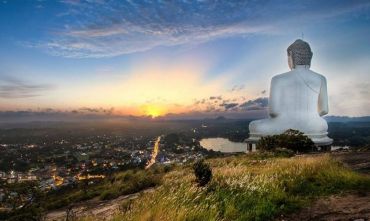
[248,65,332,145]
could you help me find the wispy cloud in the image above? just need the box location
[33,0,370,58]
[0,76,54,99]
[230,84,245,92]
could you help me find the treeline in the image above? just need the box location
[189,120,370,147]
[328,122,370,147]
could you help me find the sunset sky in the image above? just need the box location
[0,0,369,119]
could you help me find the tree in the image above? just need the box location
[3,182,46,221]
[279,129,316,152]
[193,159,212,186]
[257,136,279,151]
[257,129,316,153]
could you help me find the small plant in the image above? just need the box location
[119,199,133,214]
[193,159,212,186]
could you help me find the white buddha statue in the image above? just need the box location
[247,39,332,146]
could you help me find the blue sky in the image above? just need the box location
[0,0,369,118]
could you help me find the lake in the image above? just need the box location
[200,137,251,153]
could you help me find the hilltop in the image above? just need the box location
[45,150,370,221]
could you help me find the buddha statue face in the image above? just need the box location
[287,39,313,69]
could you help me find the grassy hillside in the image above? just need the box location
[97,153,370,221]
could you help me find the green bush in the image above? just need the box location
[257,129,316,153]
[193,159,212,186]
[257,136,278,151]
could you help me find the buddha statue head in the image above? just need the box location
[287,39,313,69]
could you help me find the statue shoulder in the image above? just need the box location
[271,71,291,82]
[309,70,327,83]
[272,71,291,79]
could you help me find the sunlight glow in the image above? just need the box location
[142,105,165,118]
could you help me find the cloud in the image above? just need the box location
[329,80,370,116]
[209,96,222,100]
[33,0,370,58]
[230,84,245,92]
[357,82,370,96]
[74,107,114,114]
[0,107,269,123]
[239,97,268,110]
[220,102,239,110]
[0,107,118,123]
[195,96,269,112]
[0,76,54,99]
[192,92,268,113]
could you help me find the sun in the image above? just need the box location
[142,105,165,118]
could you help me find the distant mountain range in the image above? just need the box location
[324,116,370,122]
[0,109,369,124]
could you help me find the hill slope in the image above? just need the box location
[97,152,370,221]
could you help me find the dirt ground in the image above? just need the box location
[280,151,370,221]
[279,193,370,221]
[45,188,154,221]
[333,151,370,175]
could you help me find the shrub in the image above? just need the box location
[257,136,279,151]
[279,129,316,152]
[257,129,316,153]
[193,159,212,186]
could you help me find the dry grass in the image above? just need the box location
[87,153,370,221]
